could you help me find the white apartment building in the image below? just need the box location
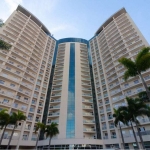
[0,5,150,150]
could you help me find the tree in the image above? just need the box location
[45,123,59,149]
[119,97,150,149]
[34,122,45,149]
[138,86,150,102]
[0,19,4,27]
[118,47,150,100]
[0,109,10,146]
[0,39,11,50]
[113,108,127,149]
[6,110,26,150]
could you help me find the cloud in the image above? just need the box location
[0,0,22,21]
[5,0,23,12]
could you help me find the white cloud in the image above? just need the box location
[5,0,22,12]
[1,0,23,21]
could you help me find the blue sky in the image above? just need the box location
[0,0,150,43]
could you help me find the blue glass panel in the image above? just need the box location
[66,43,75,138]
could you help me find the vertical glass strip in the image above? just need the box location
[66,43,75,138]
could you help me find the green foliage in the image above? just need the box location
[118,97,150,123]
[118,47,150,80]
[45,122,59,139]
[113,108,128,127]
[0,109,10,129]
[35,122,45,133]
[0,39,11,50]
[10,110,26,127]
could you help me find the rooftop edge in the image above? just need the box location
[16,5,51,35]
[95,8,126,35]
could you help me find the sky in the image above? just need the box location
[0,0,150,43]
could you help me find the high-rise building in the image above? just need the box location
[0,5,150,150]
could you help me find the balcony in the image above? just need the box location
[82,93,92,97]
[100,110,104,114]
[35,118,40,122]
[105,100,109,104]
[103,136,108,139]
[109,125,115,129]
[111,135,117,139]
[83,128,95,132]
[101,118,105,122]
[102,126,107,130]
[47,120,59,124]
[48,112,59,116]
[49,105,60,110]
[82,78,91,81]
[51,93,61,97]
[82,99,93,103]
[83,120,95,124]
[83,112,94,116]
[108,116,113,120]
[50,99,61,103]
[82,105,93,109]
[106,108,111,112]
[52,87,62,91]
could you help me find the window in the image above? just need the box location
[6,67,11,70]
[124,83,129,88]
[134,80,139,84]
[144,75,150,80]
[24,97,28,100]
[21,105,27,110]
[9,61,14,64]
[30,78,34,81]
[17,65,23,68]
[10,83,15,87]
[3,99,9,103]
[0,80,5,84]
[12,56,16,59]
[126,90,131,95]
[136,87,143,93]
[16,71,20,74]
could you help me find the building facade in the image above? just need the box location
[0,5,150,150]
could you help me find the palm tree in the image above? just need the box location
[0,109,10,146]
[118,47,150,100]
[34,122,45,149]
[45,122,59,149]
[6,110,26,150]
[0,40,11,50]
[138,86,150,102]
[119,97,150,149]
[113,108,127,149]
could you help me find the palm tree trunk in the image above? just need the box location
[134,116,145,149]
[35,132,40,150]
[49,137,52,149]
[139,73,150,101]
[119,122,125,149]
[0,125,7,146]
[6,124,16,150]
[130,121,140,149]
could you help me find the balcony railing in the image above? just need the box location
[50,99,61,103]
[50,106,60,109]
[83,113,93,116]
[83,120,95,123]
[48,113,59,116]
[82,106,93,109]
[82,99,93,103]
[84,128,95,132]
[111,135,117,139]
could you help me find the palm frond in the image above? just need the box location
[136,53,150,72]
[135,47,150,64]
[118,57,136,69]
